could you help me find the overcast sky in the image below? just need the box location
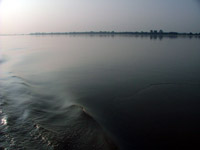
[0,0,200,34]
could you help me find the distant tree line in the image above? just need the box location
[29,30,200,36]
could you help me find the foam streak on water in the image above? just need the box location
[0,35,200,150]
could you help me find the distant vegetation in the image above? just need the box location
[29,30,200,37]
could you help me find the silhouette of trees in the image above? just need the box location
[159,30,163,34]
[153,30,157,34]
[29,30,200,38]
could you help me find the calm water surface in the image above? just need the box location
[0,35,200,150]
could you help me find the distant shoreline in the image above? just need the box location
[1,31,200,37]
[29,31,200,36]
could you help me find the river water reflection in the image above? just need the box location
[0,35,200,149]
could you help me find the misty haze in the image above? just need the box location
[0,0,200,150]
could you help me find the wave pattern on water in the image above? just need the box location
[0,74,118,150]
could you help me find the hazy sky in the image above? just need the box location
[0,0,200,34]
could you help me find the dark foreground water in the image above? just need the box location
[0,35,200,150]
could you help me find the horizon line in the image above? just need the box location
[1,30,200,36]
